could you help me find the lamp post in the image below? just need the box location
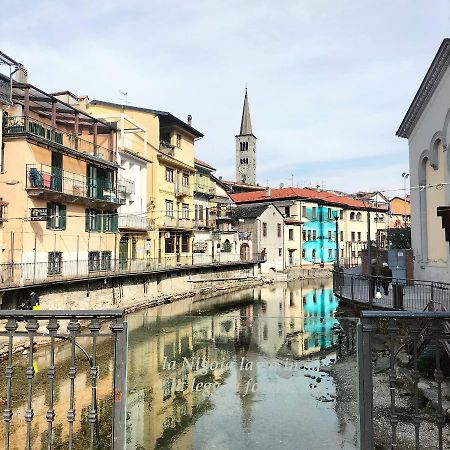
[401,172,410,228]
[332,210,340,270]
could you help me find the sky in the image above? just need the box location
[2,0,450,196]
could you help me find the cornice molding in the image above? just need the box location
[397,39,450,139]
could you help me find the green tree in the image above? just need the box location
[387,227,411,249]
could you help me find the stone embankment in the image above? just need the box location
[331,356,450,449]
[285,266,332,281]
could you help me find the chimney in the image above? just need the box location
[265,187,271,198]
[187,115,192,126]
[14,64,28,84]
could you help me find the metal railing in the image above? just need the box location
[194,218,215,228]
[162,216,193,229]
[3,116,116,163]
[118,213,147,230]
[0,310,127,449]
[26,163,126,204]
[175,184,190,196]
[159,141,175,156]
[0,255,266,289]
[358,310,450,449]
[333,271,450,312]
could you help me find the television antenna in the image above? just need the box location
[119,90,131,105]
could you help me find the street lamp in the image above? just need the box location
[332,210,340,270]
[401,172,410,228]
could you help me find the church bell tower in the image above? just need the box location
[236,89,257,185]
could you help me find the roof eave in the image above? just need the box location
[396,39,450,139]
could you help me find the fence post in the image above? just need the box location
[111,317,128,450]
[430,281,434,307]
[351,276,354,304]
[358,319,374,450]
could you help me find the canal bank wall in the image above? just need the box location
[0,262,267,312]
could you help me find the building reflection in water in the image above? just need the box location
[126,279,341,449]
[0,280,344,449]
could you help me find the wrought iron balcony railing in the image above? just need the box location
[25,163,124,205]
[175,184,190,197]
[118,213,147,230]
[159,141,175,156]
[3,116,117,164]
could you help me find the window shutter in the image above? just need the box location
[102,212,107,232]
[85,209,90,232]
[96,210,101,232]
[60,204,67,230]
[46,203,52,229]
[112,212,118,232]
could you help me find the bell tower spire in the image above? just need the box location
[236,89,257,185]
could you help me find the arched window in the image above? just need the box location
[356,212,362,221]
[350,212,355,221]
[222,239,232,252]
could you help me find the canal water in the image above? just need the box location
[1,278,359,449]
[126,278,358,450]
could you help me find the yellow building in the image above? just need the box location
[87,101,203,266]
[0,73,122,284]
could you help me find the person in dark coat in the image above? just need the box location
[380,263,393,295]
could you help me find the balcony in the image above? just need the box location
[162,216,193,229]
[25,163,123,209]
[118,213,147,230]
[159,141,175,156]
[195,218,215,229]
[3,116,117,164]
[175,184,190,197]
[118,178,135,196]
[194,182,215,196]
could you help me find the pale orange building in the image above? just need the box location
[389,196,411,228]
[0,70,127,284]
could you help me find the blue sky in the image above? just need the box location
[2,0,450,195]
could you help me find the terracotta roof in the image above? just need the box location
[0,201,8,206]
[390,198,411,215]
[230,187,384,210]
[194,158,215,171]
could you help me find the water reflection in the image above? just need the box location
[0,279,358,449]
[126,279,357,449]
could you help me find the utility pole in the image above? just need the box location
[367,208,371,273]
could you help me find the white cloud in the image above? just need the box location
[2,0,450,192]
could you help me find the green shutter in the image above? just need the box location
[85,209,90,232]
[112,212,118,232]
[60,204,67,230]
[46,203,52,229]
[96,210,101,232]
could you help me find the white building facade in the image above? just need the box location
[397,39,450,283]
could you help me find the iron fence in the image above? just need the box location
[0,254,266,289]
[333,271,450,312]
[358,310,450,450]
[0,309,127,449]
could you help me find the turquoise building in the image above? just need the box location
[302,205,337,264]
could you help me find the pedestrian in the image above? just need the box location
[30,291,40,310]
[380,262,393,295]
